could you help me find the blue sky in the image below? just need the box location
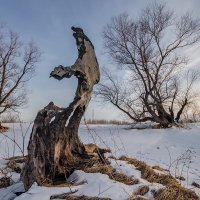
[0,0,200,121]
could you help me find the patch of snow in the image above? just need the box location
[0,123,200,198]
[14,183,79,200]
[0,182,24,200]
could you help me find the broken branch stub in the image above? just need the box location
[22,27,100,190]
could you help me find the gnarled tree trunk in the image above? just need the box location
[22,27,100,190]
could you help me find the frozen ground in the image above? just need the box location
[0,122,200,199]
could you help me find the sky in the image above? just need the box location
[0,0,200,121]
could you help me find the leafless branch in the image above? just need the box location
[96,2,200,127]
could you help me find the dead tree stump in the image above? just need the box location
[22,27,100,190]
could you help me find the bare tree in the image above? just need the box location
[96,2,200,127]
[0,24,41,123]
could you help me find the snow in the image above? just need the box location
[14,183,79,200]
[0,182,24,200]
[0,122,200,199]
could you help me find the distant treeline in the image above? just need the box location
[86,119,130,125]
[0,115,19,123]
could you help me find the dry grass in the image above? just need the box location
[192,182,200,189]
[154,184,199,200]
[176,176,186,181]
[5,156,27,174]
[5,155,27,163]
[40,177,86,187]
[152,165,168,172]
[0,177,11,188]
[83,164,139,185]
[119,156,199,200]
[7,160,21,173]
[0,156,25,189]
[128,185,149,200]
[50,191,111,200]
[47,181,86,187]
[52,195,111,200]
[129,197,147,200]
[119,156,177,186]
[0,125,9,133]
[134,185,149,196]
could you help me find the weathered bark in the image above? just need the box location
[22,27,100,190]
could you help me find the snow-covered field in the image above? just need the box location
[0,123,200,199]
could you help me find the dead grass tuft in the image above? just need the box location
[0,125,9,133]
[50,191,111,200]
[119,156,199,200]
[7,160,21,173]
[176,176,186,181]
[41,179,86,187]
[5,155,27,163]
[129,197,147,200]
[0,177,11,188]
[83,164,139,185]
[134,185,149,196]
[191,182,200,189]
[154,184,199,200]
[119,156,177,186]
[152,165,168,172]
[113,172,139,185]
[5,156,27,173]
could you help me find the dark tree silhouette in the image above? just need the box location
[0,24,41,124]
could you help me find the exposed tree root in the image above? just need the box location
[5,155,27,163]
